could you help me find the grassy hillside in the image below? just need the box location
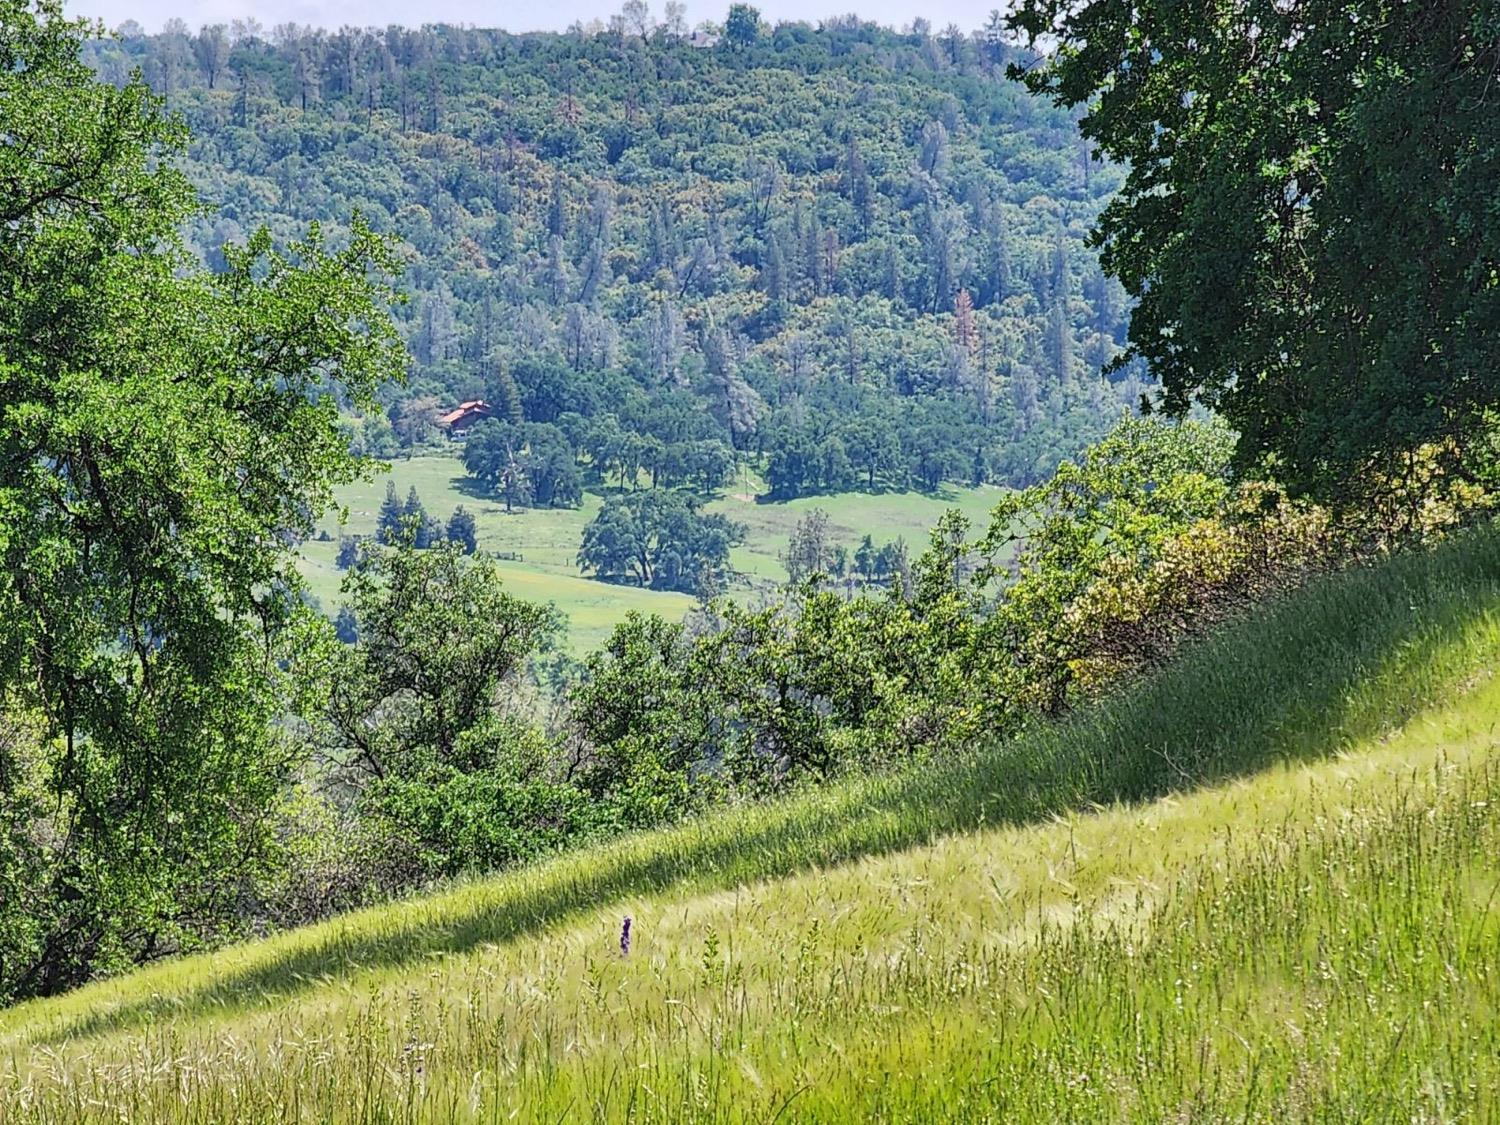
[7,527,1500,1120]
[299,453,1002,650]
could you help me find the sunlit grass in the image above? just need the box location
[300,457,683,652]
[704,470,1006,582]
[296,454,1001,650]
[7,526,1500,1120]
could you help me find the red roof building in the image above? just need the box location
[438,400,493,437]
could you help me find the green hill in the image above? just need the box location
[5,525,1500,1121]
[81,18,1142,505]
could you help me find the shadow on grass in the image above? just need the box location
[447,474,495,502]
[751,482,965,506]
[21,526,1500,1047]
[581,574,658,591]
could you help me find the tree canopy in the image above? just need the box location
[1007,0,1500,502]
[577,490,743,594]
[0,0,402,1000]
[81,12,1146,497]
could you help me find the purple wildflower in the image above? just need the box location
[620,915,633,957]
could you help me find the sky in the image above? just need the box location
[66,0,992,35]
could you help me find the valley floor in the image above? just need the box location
[298,454,1003,652]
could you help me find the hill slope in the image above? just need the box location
[4,528,1500,1120]
[83,20,1142,499]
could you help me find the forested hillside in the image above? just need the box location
[84,12,1140,496]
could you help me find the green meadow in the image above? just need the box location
[9,525,1500,1121]
[706,470,1004,583]
[298,453,1004,651]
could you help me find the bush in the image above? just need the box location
[360,720,600,879]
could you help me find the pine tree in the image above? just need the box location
[782,508,833,584]
[543,235,569,303]
[802,212,824,298]
[647,298,683,384]
[953,288,978,356]
[855,534,877,584]
[919,120,950,181]
[377,480,404,543]
[493,368,524,425]
[403,486,431,547]
[336,535,362,570]
[1045,298,1073,385]
[702,322,764,448]
[446,506,478,554]
[547,173,567,239]
[843,137,874,231]
[424,66,442,131]
[762,232,787,319]
[882,242,903,306]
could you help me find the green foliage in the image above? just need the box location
[577,490,743,594]
[82,14,1143,499]
[463,420,582,510]
[9,517,1500,1122]
[13,1,1500,1020]
[0,0,402,1002]
[363,725,596,879]
[376,480,404,543]
[567,614,712,828]
[319,538,584,878]
[780,508,834,584]
[723,4,762,46]
[974,417,1242,715]
[445,505,478,554]
[571,417,1366,789]
[325,538,556,783]
[1007,0,1500,502]
[335,535,362,570]
[402,486,437,547]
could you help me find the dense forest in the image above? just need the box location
[83,11,1142,502]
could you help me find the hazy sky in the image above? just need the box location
[66,0,991,35]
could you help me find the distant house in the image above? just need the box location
[688,29,720,48]
[438,400,493,438]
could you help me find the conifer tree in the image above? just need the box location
[377,480,404,543]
